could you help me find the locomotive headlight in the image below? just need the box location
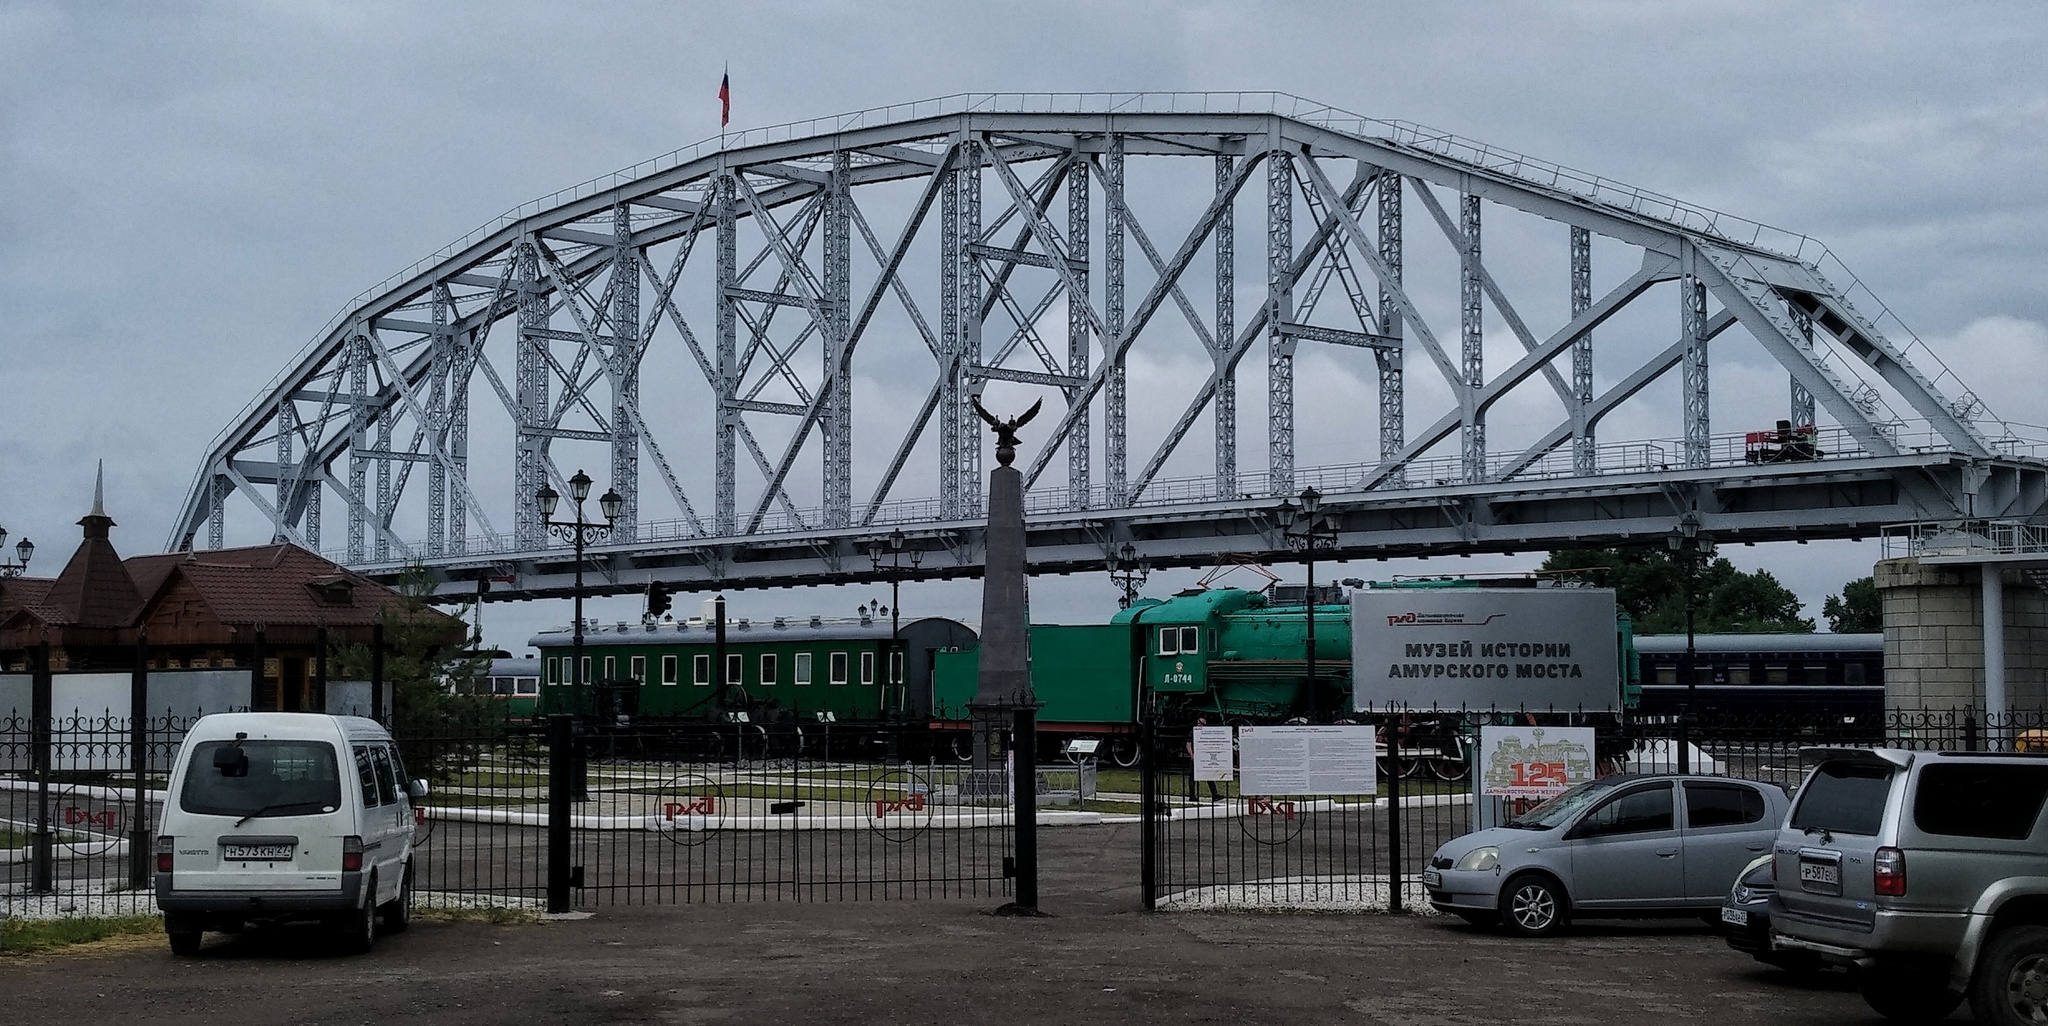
[1454,846,1499,872]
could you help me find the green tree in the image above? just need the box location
[1539,547,1815,634]
[329,565,502,777]
[1823,576,1881,633]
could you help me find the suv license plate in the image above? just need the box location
[223,844,294,861]
[1799,859,1840,893]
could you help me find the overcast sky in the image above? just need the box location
[4,0,2045,654]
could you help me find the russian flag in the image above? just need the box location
[719,71,730,127]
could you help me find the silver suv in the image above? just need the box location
[1770,747,2048,1023]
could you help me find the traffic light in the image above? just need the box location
[646,581,672,619]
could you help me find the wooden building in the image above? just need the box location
[0,472,463,710]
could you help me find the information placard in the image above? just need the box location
[1192,725,1235,782]
[1237,725,1377,796]
[1478,725,1597,798]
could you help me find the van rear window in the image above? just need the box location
[1915,764,2048,840]
[181,741,341,820]
[1789,760,1892,836]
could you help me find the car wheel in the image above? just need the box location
[1970,925,2048,1026]
[167,929,203,956]
[1498,874,1568,937]
[339,874,377,955]
[1860,971,1962,1022]
[379,863,413,934]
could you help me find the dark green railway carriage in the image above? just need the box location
[532,615,971,722]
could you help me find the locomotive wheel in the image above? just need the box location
[948,734,973,763]
[1430,757,1472,782]
[1110,737,1141,768]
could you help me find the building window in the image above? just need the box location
[1158,627,1179,656]
[693,654,711,686]
[727,653,742,685]
[661,655,678,686]
[860,651,876,685]
[760,653,778,685]
[794,652,813,686]
[630,656,646,682]
[830,652,849,686]
[1180,626,1199,653]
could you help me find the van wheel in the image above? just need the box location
[339,875,377,954]
[1970,925,2048,1026]
[1498,874,1568,938]
[1861,971,1962,1021]
[167,930,202,956]
[380,864,413,934]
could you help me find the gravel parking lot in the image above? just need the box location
[1,824,1903,1024]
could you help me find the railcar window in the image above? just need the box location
[1158,628,1178,656]
[890,651,903,684]
[1654,664,1677,685]
[1765,664,1789,684]
[693,654,711,686]
[726,654,742,685]
[517,677,539,696]
[493,677,513,696]
[1728,665,1752,685]
[1845,662,1867,686]
[1803,664,1828,685]
[581,656,592,685]
[795,652,813,686]
[861,651,876,685]
[1180,627,1199,653]
[661,655,678,686]
[830,652,849,686]
[546,658,557,685]
[760,653,778,686]
[630,656,646,682]
[604,656,616,681]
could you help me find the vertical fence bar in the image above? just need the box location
[1011,705,1038,911]
[370,622,386,725]
[129,634,150,889]
[249,629,266,712]
[547,713,572,913]
[1385,717,1403,914]
[1139,711,1156,911]
[32,640,53,893]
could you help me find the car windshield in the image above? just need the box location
[1505,780,1615,829]
[1789,759,1893,836]
[180,740,342,820]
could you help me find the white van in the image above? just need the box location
[154,713,426,955]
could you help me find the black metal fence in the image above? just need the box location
[397,716,1016,908]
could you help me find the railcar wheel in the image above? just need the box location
[1430,757,1471,782]
[949,735,973,763]
[1110,737,1141,768]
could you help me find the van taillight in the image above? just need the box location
[1874,846,1906,897]
[342,835,364,872]
[155,836,175,874]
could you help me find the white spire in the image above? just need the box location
[91,460,105,517]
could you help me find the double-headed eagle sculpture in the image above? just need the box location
[970,396,1041,468]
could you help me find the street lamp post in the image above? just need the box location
[1668,509,1705,775]
[869,528,922,717]
[0,526,34,578]
[1276,487,1339,708]
[1107,542,1152,610]
[537,470,622,718]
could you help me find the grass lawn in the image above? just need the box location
[0,915,161,956]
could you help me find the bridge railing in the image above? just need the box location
[327,418,2048,568]
[1881,519,2048,562]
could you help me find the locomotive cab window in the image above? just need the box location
[693,654,711,686]
[830,652,849,686]
[1179,627,1199,654]
[1158,628,1179,656]
[760,653,778,686]
[661,655,678,686]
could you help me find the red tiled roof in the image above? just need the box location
[141,544,457,634]
[41,532,142,628]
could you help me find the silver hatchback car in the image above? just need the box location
[1425,774,1790,936]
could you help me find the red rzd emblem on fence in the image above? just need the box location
[1245,797,1297,820]
[663,797,718,820]
[872,793,925,818]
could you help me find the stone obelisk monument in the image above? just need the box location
[969,397,1039,770]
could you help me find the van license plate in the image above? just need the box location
[1799,859,1840,893]
[223,844,294,861]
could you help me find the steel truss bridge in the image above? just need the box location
[171,93,2048,602]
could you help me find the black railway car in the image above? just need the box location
[1633,633,1883,718]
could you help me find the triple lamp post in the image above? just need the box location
[536,470,623,716]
